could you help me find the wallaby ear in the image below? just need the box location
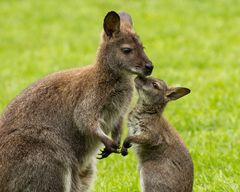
[118,12,133,28]
[103,11,120,37]
[166,87,191,101]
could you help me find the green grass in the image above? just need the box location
[0,0,239,191]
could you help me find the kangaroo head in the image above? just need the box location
[134,76,190,106]
[99,11,153,76]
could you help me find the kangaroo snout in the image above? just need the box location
[144,63,153,76]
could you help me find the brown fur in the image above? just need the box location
[122,77,193,192]
[0,11,152,192]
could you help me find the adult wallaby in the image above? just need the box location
[0,11,153,192]
[121,76,193,192]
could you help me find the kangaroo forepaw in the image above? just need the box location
[97,147,120,159]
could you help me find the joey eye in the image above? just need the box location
[121,47,132,54]
[152,82,159,89]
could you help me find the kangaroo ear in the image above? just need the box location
[166,87,191,101]
[118,12,133,28]
[103,11,120,37]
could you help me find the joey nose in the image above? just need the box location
[144,63,153,75]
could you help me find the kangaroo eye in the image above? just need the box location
[121,48,132,54]
[152,82,159,89]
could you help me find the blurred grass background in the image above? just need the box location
[0,0,239,191]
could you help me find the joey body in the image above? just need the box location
[122,77,193,192]
[0,11,152,192]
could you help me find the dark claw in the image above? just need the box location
[97,151,109,159]
[97,147,120,160]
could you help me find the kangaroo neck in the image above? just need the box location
[135,100,166,115]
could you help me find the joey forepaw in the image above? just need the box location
[123,140,132,149]
[121,147,128,156]
[121,138,132,156]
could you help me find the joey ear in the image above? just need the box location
[118,12,133,28]
[103,11,120,37]
[166,87,191,101]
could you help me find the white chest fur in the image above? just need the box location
[100,82,132,133]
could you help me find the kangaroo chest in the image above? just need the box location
[100,82,133,133]
[128,112,146,135]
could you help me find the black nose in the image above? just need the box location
[144,63,153,75]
